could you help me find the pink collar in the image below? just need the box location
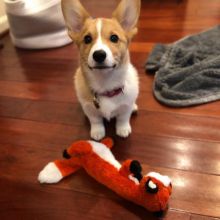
[92,86,124,109]
[98,87,124,98]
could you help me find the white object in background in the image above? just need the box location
[0,0,9,34]
[0,15,8,34]
[4,0,72,49]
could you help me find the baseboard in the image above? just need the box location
[0,15,9,35]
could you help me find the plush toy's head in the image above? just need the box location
[139,174,172,212]
[128,161,172,212]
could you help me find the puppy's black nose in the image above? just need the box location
[93,50,106,63]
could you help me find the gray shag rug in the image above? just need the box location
[145,25,220,107]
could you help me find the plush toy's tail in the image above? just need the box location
[38,140,88,184]
[38,138,114,184]
[38,158,81,184]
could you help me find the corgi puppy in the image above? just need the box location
[61,0,141,140]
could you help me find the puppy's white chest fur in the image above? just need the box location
[98,64,139,120]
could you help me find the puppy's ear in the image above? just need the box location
[112,0,141,33]
[61,0,90,40]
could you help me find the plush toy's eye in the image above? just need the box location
[110,34,119,43]
[84,35,92,44]
[145,179,159,194]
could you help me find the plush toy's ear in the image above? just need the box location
[129,160,143,182]
[101,138,114,149]
[63,149,71,159]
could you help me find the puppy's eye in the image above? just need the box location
[110,34,119,43]
[84,35,92,44]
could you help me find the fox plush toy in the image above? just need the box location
[38,138,172,213]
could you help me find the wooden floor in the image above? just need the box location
[0,0,220,219]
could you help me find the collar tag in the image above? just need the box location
[93,94,100,109]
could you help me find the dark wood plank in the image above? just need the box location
[0,112,220,175]
[2,93,220,144]
[164,211,190,220]
[0,117,89,148]
[0,178,154,220]
[139,91,220,118]
[2,85,220,121]
[1,73,220,119]
[0,81,75,102]
[0,96,31,118]
[191,215,220,220]
[131,111,220,142]
[1,177,198,220]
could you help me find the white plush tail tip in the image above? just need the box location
[38,162,63,184]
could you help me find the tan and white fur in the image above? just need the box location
[61,0,141,140]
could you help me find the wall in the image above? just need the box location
[0,0,8,34]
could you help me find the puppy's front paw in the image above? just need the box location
[91,123,105,140]
[38,162,63,184]
[116,123,131,138]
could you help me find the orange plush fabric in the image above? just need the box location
[39,138,172,213]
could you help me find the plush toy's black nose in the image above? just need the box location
[63,149,71,159]
[93,50,106,63]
